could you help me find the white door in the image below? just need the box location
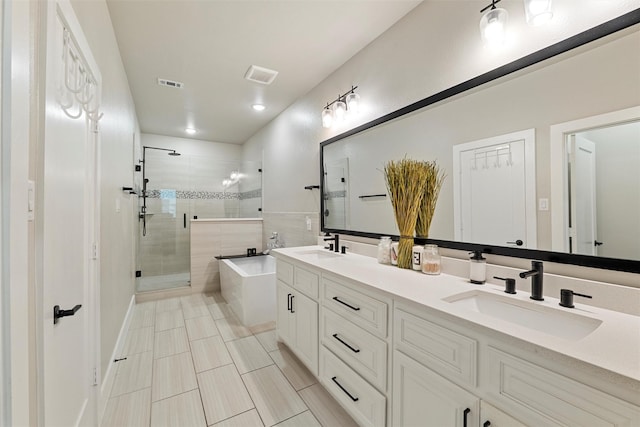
[453,129,537,248]
[568,135,598,255]
[40,2,100,425]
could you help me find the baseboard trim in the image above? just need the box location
[97,294,136,425]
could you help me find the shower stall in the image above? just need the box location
[136,146,262,293]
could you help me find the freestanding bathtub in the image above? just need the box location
[219,255,276,328]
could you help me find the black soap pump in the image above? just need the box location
[469,251,486,284]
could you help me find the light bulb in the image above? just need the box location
[321,107,334,128]
[185,128,196,135]
[333,99,347,122]
[223,179,230,187]
[524,0,552,26]
[480,7,508,47]
[346,91,360,115]
[252,104,266,111]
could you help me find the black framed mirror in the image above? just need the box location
[320,9,640,274]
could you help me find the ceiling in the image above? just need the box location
[106,0,422,144]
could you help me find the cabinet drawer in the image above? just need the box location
[322,277,388,338]
[485,346,640,426]
[320,347,386,427]
[294,266,319,299]
[321,308,387,392]
[395,308,477,388]
[276,259,294,285]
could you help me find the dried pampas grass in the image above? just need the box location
[416,160,446,238]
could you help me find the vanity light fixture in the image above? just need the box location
[321,85,360,129]
[480,0,509,47]
[523,0,553,26]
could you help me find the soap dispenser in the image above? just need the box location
[469,251,486,284]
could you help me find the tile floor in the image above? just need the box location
[102,293,358,427]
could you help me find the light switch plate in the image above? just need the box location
[538,198,549,211]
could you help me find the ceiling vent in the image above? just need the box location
[157,78,184,89]
[244,65,279,85]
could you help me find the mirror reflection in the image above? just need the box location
[322,25,640,262]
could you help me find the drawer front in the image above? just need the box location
[485,346,640,426]
[395,308,477,388]
[276,259,294,285]
[321,308,387,392]
[294,266,319,299]
[323,277,388,338]
[320,347,386,427]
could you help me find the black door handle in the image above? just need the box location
[506,240,524,246]
[594,240,604,246]
[290,295,295,313]
[287,293,291,311]
[53,304,82,324]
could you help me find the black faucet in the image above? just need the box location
[323,233,339,253]
[519,261,544,301]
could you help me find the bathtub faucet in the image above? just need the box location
[263,232,282,255]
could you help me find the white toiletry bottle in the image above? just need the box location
[469,251,486,284]
[412,245,423,271]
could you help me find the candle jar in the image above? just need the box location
[422,244,441,275]
[377,236,392,264]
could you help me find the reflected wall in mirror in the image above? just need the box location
[321,17,640,272]
[550,106,640,262]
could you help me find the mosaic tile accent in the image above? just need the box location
[325,190,346,200]
[239,189,262,200]
[146,189,248,200]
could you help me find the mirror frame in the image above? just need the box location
[320,9,640,274]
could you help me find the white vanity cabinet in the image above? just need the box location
[276,259,319,375]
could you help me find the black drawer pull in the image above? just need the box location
[287,293,291,311]
[463,408,471,427]
[332,333,360,353]
[332,296,360,311]
[331,376,359,402]
[290,295,295,313]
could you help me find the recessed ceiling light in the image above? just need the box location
[252,104,266,111]
[185,128,196,135]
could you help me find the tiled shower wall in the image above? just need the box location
[262,212,320,249]
[139,148,261,279]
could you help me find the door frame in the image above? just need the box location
[452,128,537,248]
[34,0,102,424]
[550,106,640,252]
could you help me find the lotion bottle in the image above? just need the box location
[469,251,486,284]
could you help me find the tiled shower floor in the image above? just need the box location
[101,293,358,426]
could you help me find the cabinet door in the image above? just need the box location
[480,401,526,427]
[276,280,295,346]
[393,351,479,427]
[293,291,318,375]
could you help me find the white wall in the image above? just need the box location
[584,123,640,260]
[70,0,140,380]
[242,0,640,285]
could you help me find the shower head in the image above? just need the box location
[168,151,181,156]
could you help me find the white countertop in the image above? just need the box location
[273,246,640,383]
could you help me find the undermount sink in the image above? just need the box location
[294,249,343,260]
[443,290,602,341]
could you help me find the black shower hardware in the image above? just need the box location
[304,185,320,190]
[122,186,133,192]
[138,146,181,236]
[358,194,387,199]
